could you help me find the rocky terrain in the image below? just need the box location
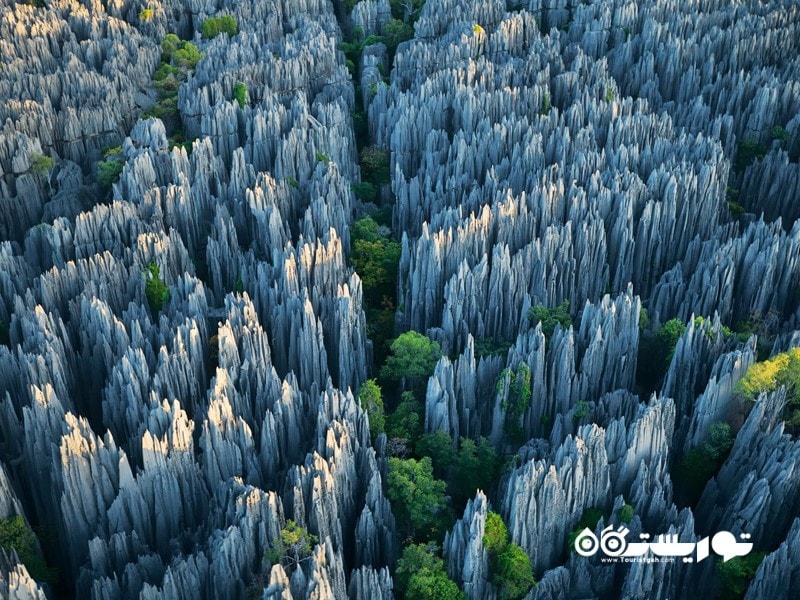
[0,0,798,598]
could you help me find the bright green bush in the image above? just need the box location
[232,82,247,108]
[528,300,571,339]
[381,331,442,389]
[144,262,170,313]
[387,456,450,540]
[264,520,317,571]
[201,15,238,39]
[359,379,385,440]
[395,544,464,600]
[482,511,535,600]
[97,157,124,189]
[29,152,53,175]
[139,8,154,21]
[0,516,57,584]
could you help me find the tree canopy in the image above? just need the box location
[528,300,571,339]
[395,544,465,600]
[482,511,536,600]
[387,457,450,541]
[381,331,442,390]
[358,379,385,440]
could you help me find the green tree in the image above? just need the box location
[416,431,455,478]
[527,300,571,340]
[498,364,532,443]
[482,511,535,600]
[0,516,57,584]
[139,8,154,21]
[350,182,377,203]
[359,379,385,440]
[351,217,401,306]
[450,437,500,503]
[657,318,687,364]
[387,457,449,540]
[97,157,124,190]
[382,19,414,53]
[201,15,238,39]
[360,145,390,185]
[483,511,508,554]
[29,152,53,175]
[232,82,247,108]
[673,421,734,507]
[381,331,442,390]
[386,391,424,452]
[395,544,464,600]
[617,503,634,523]
[144,262,170,314]
[265,520,318,572]
[716,552,765,600]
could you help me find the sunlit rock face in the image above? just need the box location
[0,0,799,598]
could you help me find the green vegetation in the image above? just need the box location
[539,92,551,115]
[144,262,170,314]
[139,8,154,21]
[715,552,766,600]
[387,457,450,541]
[637,317,688,391]
[97,150,124,190]
[360,145,391,186]
[200,15,238,39]
[264,520,318,571]
[528,300,572,340]
[771,125,789,147]
[416,431,455,478]
[735,348,800,431]
[483,512,536,600]
[497,363,532,443]
[572,399,590,422]
[673,422,735,506]
[474,337,511,359]
[617,503,634,523]
[359,379,385,440]
[315,151,331,164]
[350,181,377,203]
[381,331,442,391]
[144,34,202,133]
[735,348,800,402]
[232,82,247,108]
[0,516,57,584]
[395,544,464,600]
[351,216,401,307]
[567,508,605,554]
[382,18,414,53]
[449,437,501,505]
[385,391,423,453]
[29,152,53,175]
[735,138,768,173]
[604,87,615,102]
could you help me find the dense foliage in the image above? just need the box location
[0,516,57,584]
[673,422,735,506]
[483,512,536,600]
[381,331,442,391]
[387,457,450,541]
[144,262,170,314]
[528,301,572,340]
[200,15,238,39]
[395,544,464,600]
[358,379,385,440]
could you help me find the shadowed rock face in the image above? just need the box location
[0,0,798,598]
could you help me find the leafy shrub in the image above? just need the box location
[382,18,413,52]
[395,544,464,600]
[617,503,634,523]
[483,512,536,600]
[387,457,450,541]
[716,552,766,600]
[567,508,605,553]
[200,15,238,39]
[350,216,401,306]
[735,348,800,402]
[144,262,170,313]
[232,82,247,108]
[315,151,331,164]
[139,8,154,21]
[264,520,317,571]
[97,157,124,190]
[29,152,53,175]
[527,300,571,339]
[359,379,385,440]
[360,145,390,185]
[497,364,532,443]
[350,181,377,203]
[673,422,734,506]
[381,331,442,390]
[0,516,57,584]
